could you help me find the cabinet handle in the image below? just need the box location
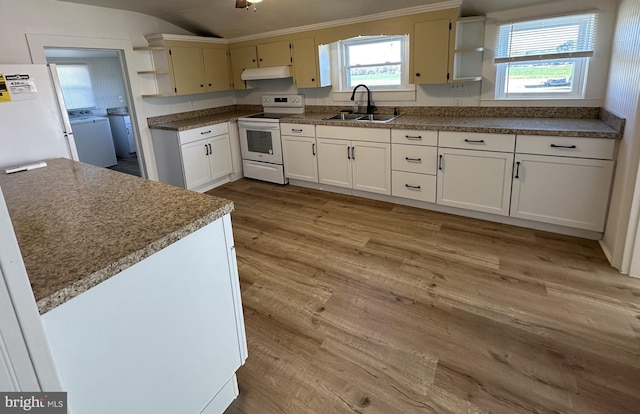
[201,130,212,135]
[416,72,421,77]
[347,146,351,160]
[312,143,316,156]
[515,161,521,179]
[259,58,263,62]
[126,128,130,135]
[200,84,204,87]
[405,135,422,140]
[205,144,209,156]
[311,78,315,82]
[464,139,485,144]
[405,184,421,190]
[351,146,355,160]
[208,143,212,154]
[550,144,577,149]
[405,157,422,163]
[291,128,303,133]
[439,154,443,170]
[209,83,212,87]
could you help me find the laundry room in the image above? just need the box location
[45,48,140,176]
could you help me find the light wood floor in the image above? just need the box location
[208,179,640,414]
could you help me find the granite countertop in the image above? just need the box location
[280,113,621,139]
[149,110,259,131]
[0,158,233,314]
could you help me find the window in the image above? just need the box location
[339,35,409,91]
[56,64,95,109]
[494,13,597,99]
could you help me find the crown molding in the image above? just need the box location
[145,34,228,44]
[227,0,462,43]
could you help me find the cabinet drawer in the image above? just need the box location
[281,123,315,137]
[179,123,229,145]
[392,144,437,175]
[516,135,616,159]
[439,131,516,152]
[391,129,438,146]
[316,125,390,143]
[392,171,436,203]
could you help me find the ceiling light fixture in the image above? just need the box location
[235,0,262,12]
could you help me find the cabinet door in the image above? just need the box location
[170,46,206,95]
[511,154,614,231]
[317,138,351,189]
[208,134,232,180]
[352,142,391,195]
[181,140,212,190]
[257,41,291,67]
[203,47,231,92]
[437,148,514,216]
[229,46,258,90]
[292,38,318,89]
[282,135,318,182]
[413,19,451,84]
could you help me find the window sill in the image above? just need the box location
[332,87,416,102]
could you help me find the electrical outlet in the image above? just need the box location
[449,83,466,91]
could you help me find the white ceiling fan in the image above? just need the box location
[235,0,263,11]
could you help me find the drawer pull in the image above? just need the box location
[405,184,421,190]
[550,144,577,149]
[291,129,303,133]
[405,157,422,163]
[464,139,485,144]
[515,161,520,179]
[200,130,212,135]
[405,135,422,140]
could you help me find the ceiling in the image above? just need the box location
[55,0,562,39]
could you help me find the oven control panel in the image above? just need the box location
[262,94,304,108]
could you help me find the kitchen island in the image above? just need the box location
[0,158,247,414]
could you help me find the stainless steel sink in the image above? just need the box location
[356,114,399,123]
[324,113,399,123]
[324,113,363,121]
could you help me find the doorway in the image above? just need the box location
[45,48,141,177]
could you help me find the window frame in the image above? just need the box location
[493,13,596,100]
[56,63,96,110]
[337,35,410,92]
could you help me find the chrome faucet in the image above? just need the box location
[350,84,376,114]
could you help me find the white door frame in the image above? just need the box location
[26,33,157,180]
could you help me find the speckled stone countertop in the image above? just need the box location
[149,110,259,131]
[280,113,621,139]
[0,158,233,314]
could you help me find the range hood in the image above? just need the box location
[241,65,292,81]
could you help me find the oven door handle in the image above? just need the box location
[238,121,281,130]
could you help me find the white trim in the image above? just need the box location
[227,1,462,43]
[332,88,416,102]
[145,34,228,44]
[26,33,157,181]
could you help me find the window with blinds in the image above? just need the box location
[494,13,597,99]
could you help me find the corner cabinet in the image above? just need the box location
[152,123,233,193]
[316,126,391,195]
[437,131,515,216]
[291,38,331,89]
[412,18,453,84]
[452,17,485,82]
[282,123,318,183]
[510,135,615,231]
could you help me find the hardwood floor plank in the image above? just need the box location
[206,180,640,414]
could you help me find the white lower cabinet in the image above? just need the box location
[152,123,232,192]
[282,124,318,183]
[315,126,391,195]
[437,148,514,216]
[511,136,616,231]
[391,129,438,203]
[317,137,391,195]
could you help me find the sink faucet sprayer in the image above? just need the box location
[350,84,376,114]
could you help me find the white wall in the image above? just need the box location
[479,0,616,107]
[601,0,640,275]
[0,0,235,180]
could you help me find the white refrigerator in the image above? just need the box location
[0,64,78,169]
